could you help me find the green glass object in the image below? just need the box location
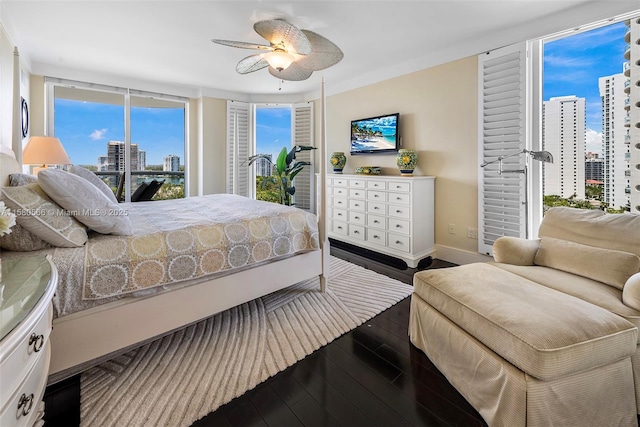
[330,152,347,173]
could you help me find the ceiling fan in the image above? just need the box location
[212,19,343,81]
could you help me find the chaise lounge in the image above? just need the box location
[409,207,640,426]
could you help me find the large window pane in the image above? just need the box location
[53,86,124,197]
[130,96,185,200]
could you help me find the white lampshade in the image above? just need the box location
[22,136,71,174]
[264,50,295,71]
[22,136,71,167]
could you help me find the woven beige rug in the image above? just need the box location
[80,256,413,426]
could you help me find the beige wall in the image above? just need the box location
[325,56,481,255]
[200,97,227,195]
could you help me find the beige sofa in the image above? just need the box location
[409,207,640,426]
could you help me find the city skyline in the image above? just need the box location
[543,20,628,154]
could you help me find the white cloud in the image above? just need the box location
[89,128,107,141]
[585,128,602,155]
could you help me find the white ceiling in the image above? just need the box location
[1,1,639,100]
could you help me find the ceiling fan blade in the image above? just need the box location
[254,19,312,55]
[268,62,313,81]
[212,39,272,51]
[237,55,270,74]
[295,30,344,71]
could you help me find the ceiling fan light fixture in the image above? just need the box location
[264,50,295,71]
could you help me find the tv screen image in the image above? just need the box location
[350,113,399,155]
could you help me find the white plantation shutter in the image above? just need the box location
[478,43,528,256]
[291,102,314,212]
[226,100,251,197]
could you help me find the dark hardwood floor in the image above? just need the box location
[43,246,487,427]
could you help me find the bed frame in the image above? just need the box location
[1,148,329,383]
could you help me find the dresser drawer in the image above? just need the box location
[388,192,410,205]
[332,221,348,236]
[0,304,52,407]
[333,178,348,187]
[349,211,366,225]
[388,234,411,252]
[332,197,348,209]
[332,208,347,221]
[389,218,410,235]
[349,224,365,240]
[367,180,386,190]
[367,190,386,202]
[367,201,387,215]
[366,230,387,246]
[0,344,49,427]
[388,181,411,192]
[333,187,348,197]
[367,214,386,229]
[349,188,365,199]
[349,179,366,189]
[388,204,410,219]
[349,199,366,211]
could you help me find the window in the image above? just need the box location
[479,11,640,254]
[46,79,187,202]
[226,101,315,211]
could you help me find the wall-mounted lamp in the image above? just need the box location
[22,136,71,174]
[481,149,554,238]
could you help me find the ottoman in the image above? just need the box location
[409,263,638,427]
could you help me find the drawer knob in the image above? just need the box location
[374,194,379,197]
[354,230,360,234]
[29,333,44,353]
[374,207,379,210]
[396,210,401,213]
[354,216,360,220]
[396,224,401,228]
[374,235,380,239]
[374,220,379,224]
[395,240,402,244]
[337,226,343,230]
[355,204,360,207]
[18,393,34,417]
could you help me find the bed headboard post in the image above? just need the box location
[1,147,21,187]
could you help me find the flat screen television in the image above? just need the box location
[350,113,400,155]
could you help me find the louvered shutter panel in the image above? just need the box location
[226,100,250,197]
[292,102,314,212]
[478,43,528,255]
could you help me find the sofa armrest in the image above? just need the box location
[493,237,541,266]
[623,273,640,312]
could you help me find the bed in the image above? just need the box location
[0,148,328,382]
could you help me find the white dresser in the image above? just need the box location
[326,174,435,267]
[0,255,57,427]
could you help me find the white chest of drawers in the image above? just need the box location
[0,255,57,427]
[326,174,435,267]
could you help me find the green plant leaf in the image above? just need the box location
[276,147,287,174]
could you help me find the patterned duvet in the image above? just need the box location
[6,195,319,317]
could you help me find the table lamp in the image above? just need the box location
[22,136,71,174]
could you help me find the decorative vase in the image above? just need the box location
[396,149,418,175]
[330,152,347,173]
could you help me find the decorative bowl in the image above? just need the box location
[355,166,382,175]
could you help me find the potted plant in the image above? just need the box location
[248,145,316,206]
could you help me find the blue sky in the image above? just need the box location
[255,107,291,161]
[543,21,627,153]
[55,99,185,166]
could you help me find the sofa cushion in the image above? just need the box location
[413,263,638,381]
[539,207,640,257]
[533,237,640,290]
[491,262,640,339]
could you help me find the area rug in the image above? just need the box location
[80,256,413,426]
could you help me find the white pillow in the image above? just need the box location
[69,164,119,204]
[1,183,88,247]
[38,169,132,236]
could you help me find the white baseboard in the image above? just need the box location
[434,244,493,265]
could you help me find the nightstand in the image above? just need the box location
[0,255,57,427]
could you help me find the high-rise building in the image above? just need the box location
[585,157,604,182]
[254,154,273,177]
[626,17,640,213]
[599,72,630,210]
[138,151,146,171]
[163,154,180,172]
[106,141,140,171]
[97,156,108,172]
[542,96,586,199]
